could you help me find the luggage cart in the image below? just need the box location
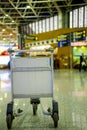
[6,49,59,129]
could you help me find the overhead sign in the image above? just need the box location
[23,35,38,40]
[57,33,72,47]
[58,35,67,41]
[57,30,86,47]
[73,30,86,41]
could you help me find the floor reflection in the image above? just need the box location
[0,70,11,89]
[0,69,87,130]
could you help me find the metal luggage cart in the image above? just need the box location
[6,49,59,129]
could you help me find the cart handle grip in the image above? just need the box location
[8,49,54,53]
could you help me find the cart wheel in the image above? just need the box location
[6,114,12,129]
[53,113,58,128]
[33,104,37,115]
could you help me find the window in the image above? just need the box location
[50,17,53,31]
[84,6,87,27]
[29,23,32,34]
[70,11,73,28]
[79,7,84,27]
[54,15,58,30]
[38,21,42,33]
[73,9,78,27]
[32,22,35,34]
[46,18,50,32]
[42,19,46,32]
[36,22,39,34]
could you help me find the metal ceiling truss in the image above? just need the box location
[0,0,86,40]
[0,0,86,25]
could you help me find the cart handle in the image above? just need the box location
[8,49,54,53]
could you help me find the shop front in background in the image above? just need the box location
[71,41,87,69]
[53,46,70,69]
[58,46,70,69]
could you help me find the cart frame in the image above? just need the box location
[6,49,59,129]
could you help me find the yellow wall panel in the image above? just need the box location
[25,27,87,43]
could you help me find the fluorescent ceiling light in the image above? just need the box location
[3,38,6,40]
[26,5,31,9]
[10,33,13,36]
[12,20,14,23]
[5,14,8,17]
[2,29,5,32]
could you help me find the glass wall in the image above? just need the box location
[70,5,87,28]
[79,7,84,27]
[73,9,78,27]
[21,15,59,35]
[70,11,72,28]
[50,17,54,31]
[84,6,87,27]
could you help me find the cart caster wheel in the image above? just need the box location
[33,104,37,115]
[53,113,58,128]
[6,114,13,129]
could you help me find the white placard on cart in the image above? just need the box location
[11,56,53,98]
[11,57,51,69]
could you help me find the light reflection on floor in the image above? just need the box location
[0,69,87,130]
[0,70,11,89]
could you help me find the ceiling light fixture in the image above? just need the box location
[5,14,8,17]
[3,38,6,40]
[26,5,31,9]
[2,29,5,32]
[10,33,13,36]
[12,20,14,23]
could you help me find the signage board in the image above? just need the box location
[71,41,87,46]
[73,30,86,41]
[57,33,72,47]
[23,35,38,40]
[57,30,86,47]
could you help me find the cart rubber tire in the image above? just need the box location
[53,113,58,128]
[6,114,12,129]
[33,104,37,115]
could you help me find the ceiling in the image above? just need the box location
[0,0,87,43]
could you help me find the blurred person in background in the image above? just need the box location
[79,53,86,72]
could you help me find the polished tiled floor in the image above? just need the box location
[0,69,87,130]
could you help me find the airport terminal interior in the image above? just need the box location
[0,0,87,130]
